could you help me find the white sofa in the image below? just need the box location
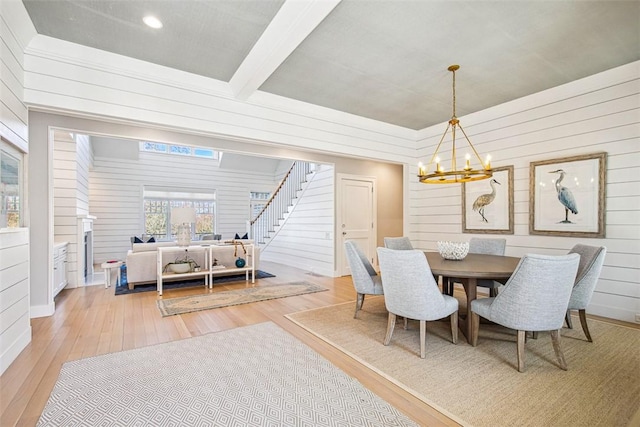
[125,240,259,289]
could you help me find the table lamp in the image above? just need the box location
[171,207,196,247]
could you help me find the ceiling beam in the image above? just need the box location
[229,0,341,101]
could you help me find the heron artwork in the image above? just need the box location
[549,169,578,223]
[472,178,500,223]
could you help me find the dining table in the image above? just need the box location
[424,251,521,343]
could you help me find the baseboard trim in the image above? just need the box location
[0,326,31,375]
[30,302,55,318]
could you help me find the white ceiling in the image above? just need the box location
[21,0,640,130]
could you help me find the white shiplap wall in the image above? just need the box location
[88,149,279,264]
[260,164,335,277]
[52,130,93,288]
[0,2,33,372]
[411,62,640,323]
[0,1,33,152]
[0,228,30,375]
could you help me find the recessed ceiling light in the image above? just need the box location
[143,15,163,29]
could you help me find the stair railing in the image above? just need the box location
[250,162,311,244]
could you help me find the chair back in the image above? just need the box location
[383,237,414,250]
[377,248,453,320]
[344,241,379,294]
[567,244,606,309]
[469,237,506,256]
[488,253,580,331]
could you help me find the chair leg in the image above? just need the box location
[578,309,593,342]
[451,311,458,344]
[403,317,408,329]
[489,287,499,297]
[354,293,365,319]
[550,329,568,370]
[517,330,526,373]
[565,309,573,329]
[383,313,396,346]
[420,320,427,359]
[470,312,480,347]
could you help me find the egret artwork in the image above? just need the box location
[550,169,578,223]
[472,178,500,223]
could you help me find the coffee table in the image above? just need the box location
[425,252,521,343]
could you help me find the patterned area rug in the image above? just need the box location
[115,269,275,295]
[157,281,327,316]
[287,297,640,427]
[37,322,418,426]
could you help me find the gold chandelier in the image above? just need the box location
[418,65,492,184]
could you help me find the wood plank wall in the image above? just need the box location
[261,164,335,277]
[0,229,30,375]
[411,63,640,322]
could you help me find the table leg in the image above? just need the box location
[459,278,477,344]
[104,267,111,288]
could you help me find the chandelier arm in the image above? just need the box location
[457,123,489,169]
[426,122,452,172]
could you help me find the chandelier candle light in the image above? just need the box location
[171,207,196,247]
[418,65,493,184]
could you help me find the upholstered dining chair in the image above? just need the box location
[470,253,580,372]
[443,237,506,296]
[377,247,458,359]
[383,237,414,250]
[344,240,384,319]
[565,244,607,342]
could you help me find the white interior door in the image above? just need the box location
[337,174,376,276]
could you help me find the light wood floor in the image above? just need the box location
[0,261,460,427]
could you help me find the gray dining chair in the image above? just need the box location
[470,253,580,372]
[344,240,384,319]
[377,247,458,359]
[444,237,506,296]
[565,244,607,342]
[383,237,414,250]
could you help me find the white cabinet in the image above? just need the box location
[53,242,68,297]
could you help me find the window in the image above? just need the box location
[140,141,219,160]
[143,188,216,240]
[250,191,271,221]
[1,142,22,229]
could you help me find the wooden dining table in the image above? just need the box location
[424,251,521,343]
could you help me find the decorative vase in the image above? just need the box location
[235,257,246,268]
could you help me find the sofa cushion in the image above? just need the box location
[131,241,178,253]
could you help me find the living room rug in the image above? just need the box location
[157,281,327,316]
[115,269,275,295]
[286,297,640,427]
[37,322,418,426]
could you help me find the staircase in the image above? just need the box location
[250,162,313,249]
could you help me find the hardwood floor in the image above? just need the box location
[0,261,459,427]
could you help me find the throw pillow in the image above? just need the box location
[147,237,155,243]
[235,233,240,239]
[235,233,249,239]
[133,236,144,243]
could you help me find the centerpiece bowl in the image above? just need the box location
[437,241,469,260]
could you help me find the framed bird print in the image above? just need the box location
[462,165,514,234]
[530,152,606,238]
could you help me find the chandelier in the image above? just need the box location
[418,65,492,184]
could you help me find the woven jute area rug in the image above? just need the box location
[286,296,640,427]
[38,322,418,426]
[157,281,327,316]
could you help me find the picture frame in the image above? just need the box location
[462,165,514,234]
[529,152,606,238]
